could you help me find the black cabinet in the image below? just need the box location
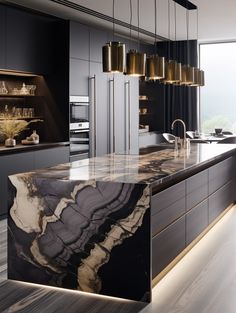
[70,21,89,60]
[90,28,108,63]
[186,199,208,245]
[152,215,185,278]
[186,169,208,210]
[35,146,69,169]
[0,151,35,218]
[70,58,89,96]
[209,157,233,195]
[5,6,52,74]
[0,5,6,69]
[0,146,70,218]
[208,181,232,223]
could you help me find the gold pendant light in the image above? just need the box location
[103,42,125,73]
[126,0,146,76]
[146,55,165,80]
[180,64,195,85]
[146,0,165,80]
[102,0,125,73]
[126,50,146,76]
[180,3,194,85]
[164,0,182,84]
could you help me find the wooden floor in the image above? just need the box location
[1,207,236,312]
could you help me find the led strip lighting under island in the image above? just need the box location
[7,143,236,303]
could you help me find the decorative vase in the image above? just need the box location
[5,138,16,147]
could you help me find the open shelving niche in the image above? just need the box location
[0,71,50,145]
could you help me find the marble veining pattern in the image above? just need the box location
[8,174,151,302]
[9,144,236,188]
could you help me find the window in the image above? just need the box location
[200,42,236,134]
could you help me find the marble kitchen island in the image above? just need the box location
[7,144,236,303]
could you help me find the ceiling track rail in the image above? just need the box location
[50,0,168,41]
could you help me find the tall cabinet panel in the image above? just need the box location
[70,21,89,60]
[70,58,89,96]
[89,62,111,157]
[0,5,6,69]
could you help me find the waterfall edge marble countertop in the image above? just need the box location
[7,143,236,303]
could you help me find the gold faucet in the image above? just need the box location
[171,119,187,149]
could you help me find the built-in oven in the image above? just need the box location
[69,96,90,161]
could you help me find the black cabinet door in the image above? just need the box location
[186,169,208,211]
[34,146,70,169]
[0,151,35,218]
[209,157,233,195]
[5,6,52,74]
[70,21,89,60]
[209,181,232,223]
[0,5,6,69]
[186,199,208,245]
[152,215,185,278]
[70,58,89,96]
[90,28,108,63]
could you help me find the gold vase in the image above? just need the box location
[5,138,16,147]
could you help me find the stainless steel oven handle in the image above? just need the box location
[89,75,96,157]
[70,129,89,134]
[109,78,114,153]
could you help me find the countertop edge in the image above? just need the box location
[0,141,70,156]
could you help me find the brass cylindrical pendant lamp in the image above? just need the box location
[191,67,200,86]
[146,55,165,80]
[181,64,195,85]
[199,70,205,86]
[126,50,146,77]
[165,60,182,84]
[102,41,125,73]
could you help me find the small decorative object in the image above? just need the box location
[139,95,148,100]
[21,130,40,145]
[0,81,8,94]
[0,119,43,147]
[20,83,29,95]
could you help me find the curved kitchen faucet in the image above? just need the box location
[171,119,187,149]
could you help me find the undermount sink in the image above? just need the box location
[139,144,174,155]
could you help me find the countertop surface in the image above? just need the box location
[10,143,236,189]
[0,141,70,155]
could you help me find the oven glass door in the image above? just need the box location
[70,104,89,122]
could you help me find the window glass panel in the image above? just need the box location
[200,42,236,134]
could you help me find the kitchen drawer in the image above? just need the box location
[186,169,208,211]
[209,180,233,223]
[152,197,185,236]
[152,215,185,278]
[209,157,233,195]
[151,180,185,216]
[186,199,208,245]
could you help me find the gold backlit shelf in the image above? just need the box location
[0,116,43,120]
[0,94,36,97]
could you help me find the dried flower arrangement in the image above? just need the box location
[0,119,43,146]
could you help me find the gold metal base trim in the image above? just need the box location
[152,203,235,288]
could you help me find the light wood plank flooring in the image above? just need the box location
[1,206,236,312]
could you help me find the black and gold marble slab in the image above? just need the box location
[7,143,236,303]
[8,176,151,302]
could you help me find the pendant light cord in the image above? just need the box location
[137,0,140,51]
[174,1,177,61]
[154,0,157,54]
[113,0,115,41]
[186,0,189,65]
[168,0,170,60]
[129,0,132,46]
